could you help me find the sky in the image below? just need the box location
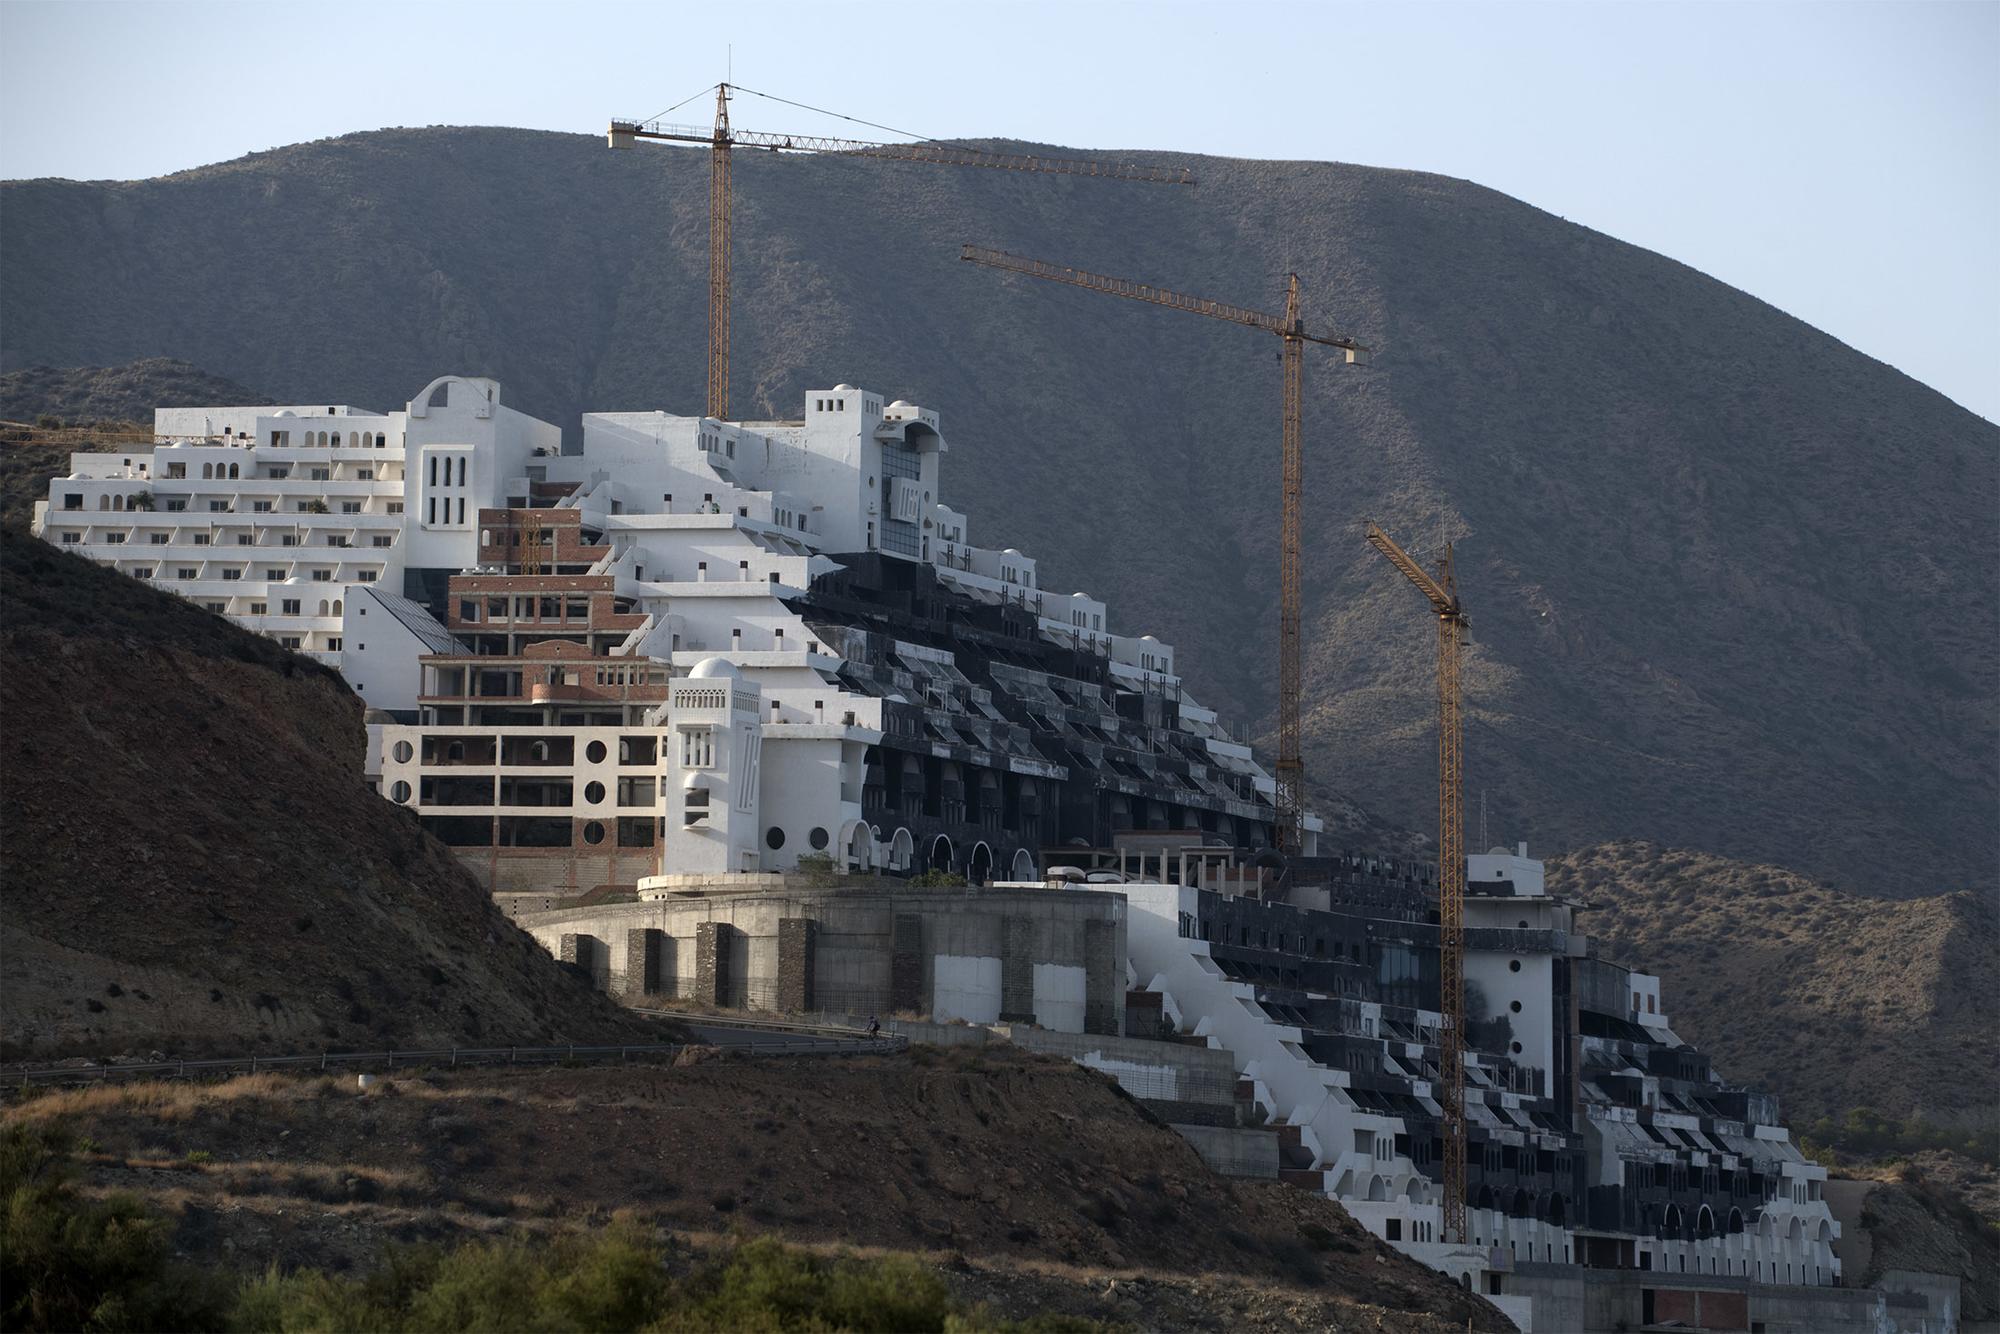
[2,0,1995,422]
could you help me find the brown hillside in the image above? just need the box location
[0,360,276,532]
[0,356,269,426]
[4,129,1994,896]
[1,1050,1507,1331]
[0,527,652,1058]
[1549,842,1998,1126]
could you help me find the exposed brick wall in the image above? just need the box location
[1083,918,1118,1035]
[890,913,923,1013]
[777,917,817,1012]
[1124,989,1164,1039]
[1000,915,1035,1023]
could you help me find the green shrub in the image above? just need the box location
[1800,1106,2000,1169]
[671,1236,951,1332]
[1,1123,228,1332]
[909,869,967,888]
[794,853,844,888]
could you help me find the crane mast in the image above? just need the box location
[707,85,732,422]
[961,246,1367,854]
[1365,521,1469,1244]
[610,88,1193,422]
[1277,275,1306,846]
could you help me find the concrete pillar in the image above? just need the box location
[778,917,818,1013]
[1000,914,1035,1024]
[694,921,732,1006]
[1084,917,1119,1035]
[619,928,662,1000]
[890,913,923,1013]
[559,933,583,966]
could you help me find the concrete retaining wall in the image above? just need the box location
[520,884,1126,1036]
[1171,1124,1277,1179]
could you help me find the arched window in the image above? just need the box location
[202,463,213,479]
[332,599,341,616]
[112,494,124,511]
[348,431,359,448]
[228,462,239,479]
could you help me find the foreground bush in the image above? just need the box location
[4,1124,1101,1333]
[1,1123,228,1331]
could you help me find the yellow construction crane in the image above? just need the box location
[1364,520,1469,1245]
[610,85,1194,421]
[959,245,1368,855]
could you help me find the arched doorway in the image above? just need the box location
[967,842,993,885]
[928,834,953,875]
[888,827,914,873]
[1010,848,1036,882]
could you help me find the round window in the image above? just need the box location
[1509,1000,1523,1013]
[765,827,786,850]
[585,740,608,763]
[392,740,414,763]
[584,781,606,804]
[582,821,606,845]
[389,780,411,803]
[1510,1041,1523,1055]
[809,827,829,850]
[1508,959,1522,973]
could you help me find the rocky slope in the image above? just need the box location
[1549,842,1998,1127]
[0,357,269,426]
[2,128,1993,895]
[0,527,653,1059]
[0,1048,1506,1331]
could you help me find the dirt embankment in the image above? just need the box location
[1,1047,1506,1332]
[0,527,653,1059]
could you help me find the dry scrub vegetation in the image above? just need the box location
[2,1047,1505,1332]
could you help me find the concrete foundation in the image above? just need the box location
[519,883,1125,1035]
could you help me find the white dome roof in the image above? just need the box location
[1072,591,1091,599]
[1140,634,1158,642]
[688,657,741,680]
[1002,547,1021,556]
[834,383,857,392]
[888,399,912,408]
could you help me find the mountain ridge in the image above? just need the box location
[5,125,1993,895]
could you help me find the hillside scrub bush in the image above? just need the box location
[1800,1107,2000,1169]
[7,1125,1110,1332]
[909,869,968,888]
[234,1233,1103,1332]
[1,1123,228,1331]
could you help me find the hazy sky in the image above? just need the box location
[3,0,1995,422]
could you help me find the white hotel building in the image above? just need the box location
[35,374,1311,904]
